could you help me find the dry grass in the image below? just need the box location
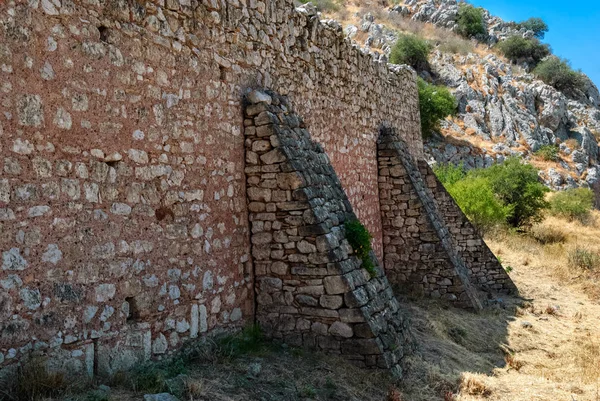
[459,373,492,397]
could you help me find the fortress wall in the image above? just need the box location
[0,0,420,374]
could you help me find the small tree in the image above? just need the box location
[474,157,549,228]
[456,4,486,38]
[533,56,586,95]
[418,78,457,138]
[390,34,432,71]
[518,17,549,39]
[496,36,551,67]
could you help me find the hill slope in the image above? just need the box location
[319,0,600,198]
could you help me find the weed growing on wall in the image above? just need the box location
[345,220,376,277]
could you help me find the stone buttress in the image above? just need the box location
[244,91,413,374]
[378,128,516,309]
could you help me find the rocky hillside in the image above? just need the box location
[313,0,600,198]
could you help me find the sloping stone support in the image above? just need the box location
[244,91,414,375]
[378,128,516,309]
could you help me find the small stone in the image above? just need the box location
[247,90,272,105]
[42,244,62,264]
[2,248,28,271]
[42,0,60,14]
[329,321,353,338]
[111,203,132,215]
[28,205,51,217]
[105,152,123,162]
[20,288,42,310]
[53,107,72,130]
[95,284,116,302]
[17,95,44,127]
[323,276,351,295]
[40,61,55,80]
[153,334,168,354]
[521,321,533,329]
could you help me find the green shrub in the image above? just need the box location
[456,4,486,38]
[473,157,549,228]
[446,176,511,230]
[418,78,457,138]
[517,17,549,39]
[535,144,559,161]
[568,246,600,270]
[496,36,551,66]
[345,219,376,277]
[550,187,595,222]
[433,162,466,186]
[533,56,586,95]
[390,34,432,70]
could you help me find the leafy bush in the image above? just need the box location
[517,17,549,39]
[533,56,586,95]
[433,162,466,186]
[535,144,559,161]
[456,4,486,38]
[345,219,376,277]
[550,187,595,222]
[474,157,549,228]
[496,36,551,66]
[568,246,600,270]
[390,34,432,70]
[418,78,457,138]
[446,176,511,230]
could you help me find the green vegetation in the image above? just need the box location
[474,157,549,228]
[345,219,376,277]
[418,78,457,138]
[550,187,595,222]
[517,17,549,39]
[390,34,432,70]
[446,176,511,230]
[496,36,551,67]
[568,246,600,270]
[435,157,549,230]
[456,4,486,38]
[535,144,559,161]
[432,162,466,186]
[533,56,586,95]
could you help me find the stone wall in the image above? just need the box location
[419,161,517,295]
[244,91,413,374]
[0,0,420,375]
[378,129,516,309]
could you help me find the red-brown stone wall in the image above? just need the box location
[0,0,421,374]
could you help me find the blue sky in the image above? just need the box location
[471,0,600,87]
